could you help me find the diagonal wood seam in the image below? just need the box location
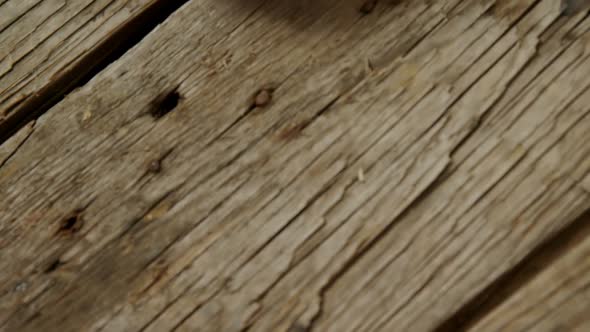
[0,0,191,145]
[434,206,590,332]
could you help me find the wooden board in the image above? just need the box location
[0,0,186,139]
[0,0,589,331]
[469,211,590,332]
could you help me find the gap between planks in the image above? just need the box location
[0,0,191,144]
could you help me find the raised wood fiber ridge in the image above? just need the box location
[0,0,589,331]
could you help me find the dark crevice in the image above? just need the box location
[56,210,84,236]
[43,258,64,274]
[359,0,378,15]
[434,207,590,332]
[0,0,191,145]
[55,209,84,237]
[150,86,182,118]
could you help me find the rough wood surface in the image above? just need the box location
[0,0,589,331]
[469,212,590,332]
[0,0,183,137]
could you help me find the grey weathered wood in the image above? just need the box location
[0,0,589,331]
[0,0,180,136]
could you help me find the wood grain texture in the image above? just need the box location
[469,213,590,332]
[0,0,185,137]
[0,120,34,167]
[0,0,589,331]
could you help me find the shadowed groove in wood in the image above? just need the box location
[433,207,590,332]
[0,0,191,145]
[432,9,590,329]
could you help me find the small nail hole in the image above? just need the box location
[360,0,377,14]
[151,88,182,118]
[44,259,63,274]
[56,211,84,236]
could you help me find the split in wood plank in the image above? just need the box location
[468,210,590,332]
[0,0,189,141]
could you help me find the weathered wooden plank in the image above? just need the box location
[243,2,590,331]
[0,0,588,332]
[305,12,590,332]
[0,0,186,140]
[468,212,590,332]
